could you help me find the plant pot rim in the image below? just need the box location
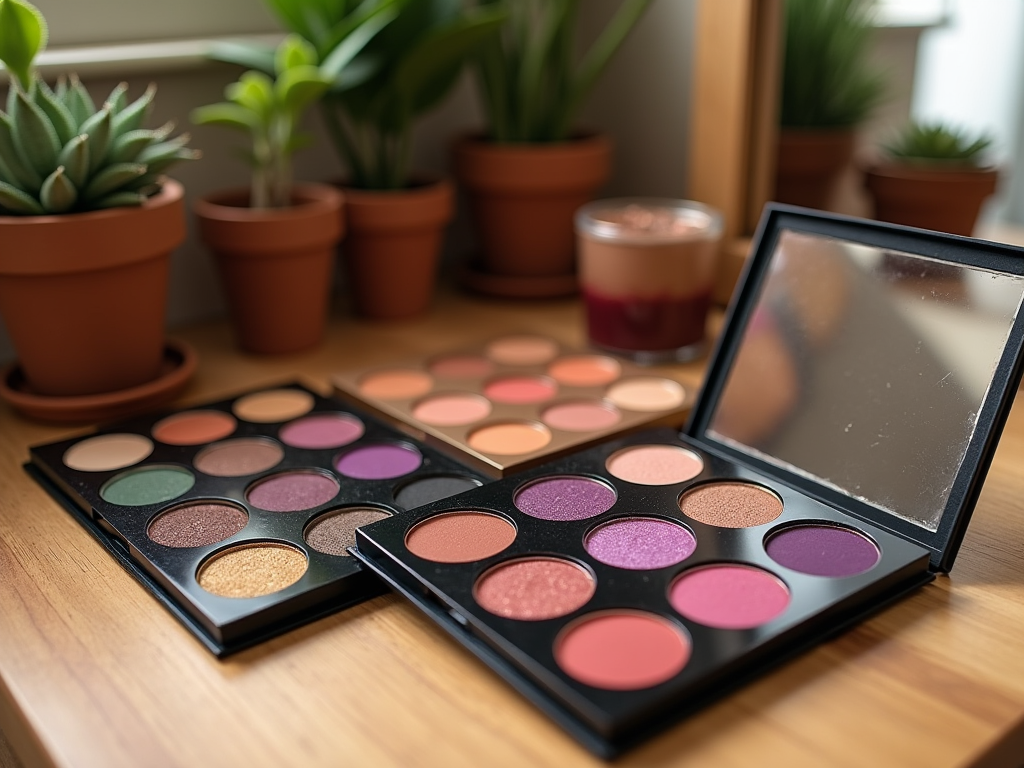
[455,132,611,153]
[862,162,1000,181]
[0,178,184,228]
[195,182,343,222]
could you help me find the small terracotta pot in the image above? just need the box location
[341,179,454,320]
[774,129,857,209]
[863,163,999,236]
[0,180,185,397]
[454,135,611,278]
[195,183,344,354]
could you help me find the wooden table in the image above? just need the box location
[2,289,1024,768]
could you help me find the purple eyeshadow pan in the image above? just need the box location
[766,524,880,577]
[585,517,696,570]
[335,444,422,480]
[279,413,364,450]
[514,476,616,521]
[247,471,340,512]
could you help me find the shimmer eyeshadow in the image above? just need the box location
[197,542,308,598]
[474,557,596,620]
[246,471,340,512]
[194,438,284,477]
[305,507,393,557]
[679,482,783,528]
[148,502,248,548]
[585,517,696,570]
[514,476,617,521]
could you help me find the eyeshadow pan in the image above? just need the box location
[606,444,703,485]
[247,471,340,512]
[193,438,284,477]
[197,542,307,598]
[101,466,195,507]
[486,335,559,366]
[467,422,552,455]
[766,524,880,577]
[405,511,516,563]
[393,475,482,509]
[542,401,620,432]
[279,413,364,449]
[585,517,696,570]
[484,376,557,404]
[412,393,491,426]
[305,507,393,557]
[474,557,595,620]
[547,355,621,387]
[233,389,314,423]
[152,411,236,446]
[148,502,248,548]
[429,355,495,379]
[63,433,153,472]
[335,444,422,480]
[679,482,783,528]
[514,475,617,521]
[669,565,790,629]
[555,611,691,690]
[359,369,433,400]
[606,377,685,411]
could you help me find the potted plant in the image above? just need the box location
[775,0,884,209]
[192,35,346,354]
[0,0,196,399]
[247,0,505,320]
[455,0,652,297]
[863,122,998,236]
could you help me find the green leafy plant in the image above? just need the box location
[0,0,198,215]
[192,36,333,208]
[471,0,653,143]
[884,121,994,165]
[780,0,885,128]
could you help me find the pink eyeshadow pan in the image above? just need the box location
[279,413,364,449]
[668,564,790,629]
[247,471,340,512]
[542,401,620,432]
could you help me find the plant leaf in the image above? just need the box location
[13,87,60,174]
[108,128,158,163]
[90,190,146,209]
[0,110,40,190]
[39,165,77,212]
[275,65,332,115]
[191,103,259,133]
[0,0,46,89]
[81,162,146,201]
[111,83,155,137]
[320,2,398,82]
[0,178,42,213]
[207,40,276,74]
[33,77,77,145]
[57,133,89,188]
[106,82,128,114]
[226,71,274,121]
[275,34,318,74]
[79,106,112,173]
[65,75,96,127]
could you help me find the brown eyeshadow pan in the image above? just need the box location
[305,507,393,556]
[678,482,783,528]
[148,502,249,548]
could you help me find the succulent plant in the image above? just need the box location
[884,122,994,165]
[0,0,198,215]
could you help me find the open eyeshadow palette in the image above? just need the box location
[26,383,487,656]
[332,334,694,478]
[352,206,1024,756]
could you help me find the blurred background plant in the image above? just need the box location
[884,122,993,165]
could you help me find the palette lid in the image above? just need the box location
[687,205,1024,571]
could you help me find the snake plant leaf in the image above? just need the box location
[107,128,158,163]
[13,88,60,174]
[81,162,146,201]
[275,65,332,115]
[191,103,258,133]
[57,133,89,188]
[275,34,318,74]
[0,110,41,190]
[207,40,276,75]
[65,75,96,127]
[226,71,274,121]
[106,82,129,115]
[33,78,76,145]
[111,83,155,137]
[0,0,46,89]
[90,190,146,209]
[0,178,43,213]
[320,2,398,83]
[79,105,112,173]
[39,165,77,212]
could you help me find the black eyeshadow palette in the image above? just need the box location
[352,206,1024,755]
[27,383,487,656]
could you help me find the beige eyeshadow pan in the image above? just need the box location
[197,542,308,598]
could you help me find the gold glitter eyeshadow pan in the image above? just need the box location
[26,383,487,655]
[352,207,1024,756]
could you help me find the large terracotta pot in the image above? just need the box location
[195,183,345,354]
[454,135,611,279]
[863,163,998,236]
[341,179,453,320]
[774,129,856,209]
[0,180,185,396]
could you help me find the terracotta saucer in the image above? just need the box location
[0,339,198,424]
[460,262,579,299]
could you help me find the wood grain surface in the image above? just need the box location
[1,289,1023,768]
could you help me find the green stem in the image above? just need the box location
[319,97,367,187]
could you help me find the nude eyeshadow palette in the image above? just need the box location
[26,383,487,656]
[331,334,695,478]
[352,207,1024,756]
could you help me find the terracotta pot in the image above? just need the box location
[774,129,857,209]
[863,163,998,236]
[341,179,453,320]
[195,183,344,354]
[454,134,612,278]
[0,180,185,397]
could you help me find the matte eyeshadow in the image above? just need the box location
[606,377,685,411]
[555,611,691,690]
[606,444,703,485]
[194,438,284,477]
[279,413,365,449]
[233,389,314,423]
[64,433,154,472]
[486,335,559,366]
[412,393,491,426]
[766,525,880,577]
[669,564,790,629]
[514,476,617,521]
[197,543,307,598]
[336,444,422,480]
[405,511,517,563]
[247,471,340,512]
[484,376,557,404]
[394,475,483,509]
[474,557,596,620]
[547,355,621,387]
[148,502,248,548]
[152,411,236,446]
[101,466,195,507]
[305,507,393,556]
[679,482,783,528]
[542,401,620,432]
[359,370,433,400]
[467,422,552,455]
[429,355,495,379]
[585,517,696,570]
